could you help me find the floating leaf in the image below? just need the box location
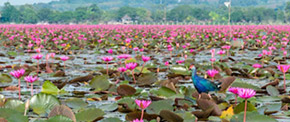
[231,81,261,91]
[118,98,137,111]
[30,93,60,115]
[170,66,191,76]
[147,100,174,114]
[0,74,12,86]
[231,111,278,122]
[137,73,158,86]
[99,103,118,112]
[47,115,73,122]
[266,85,279,96]
[160,110,184,122]
[234,101,256,114]
[100,117,123,122]
[75,108,105,121]
[65,98,88,109]
[4,99,25,113]
[179,112,196,122]
[48,105,76,122]
[117,84,136,96]
[89,75,111,92]
[0,108,29,122]
[42,81,66,95]
[150,86,176,97]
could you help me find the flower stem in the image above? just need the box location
[31,83,33,96]
[140,63,145,74]
[243,99,248,122]
[64,62,66,73]
[37,60,39,73]
[283,73,286,91]
[132,70,136,83]
[106,62,109,75]
[18,79,21,100]
[140,109,144,120]
[234,95,237,106]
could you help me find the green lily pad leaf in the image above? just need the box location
[137,73,158,86]
[231,111,278,122]
[4,99,25,113]
[89,75,111,92]
[42,81,66,95]
[135,66,151,73]
[179,112,196,122]
[257,102,281,114]
[0,108,29,122]
[7,51,17,56]
[118,98,137,110]
[266,85,279,96]
[47,115,73,122]
[0,74,12,86]
[100,117,123,122]
[75,108,105,121]
[231,81,261,91]
[147,100,174,114]
[64,98,88,109]
[30,93,60,115]
[99,103,118,112]
[150,86,176,97]
[286,74,290,80]
[256,96,280,102]
[125,58,137,63]
[170,66,191,76]
[234,101,256,114]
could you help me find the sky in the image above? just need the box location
[0,0,56,6]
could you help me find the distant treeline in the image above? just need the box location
[1,2,290,24]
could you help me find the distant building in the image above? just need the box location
[121,15,133,24]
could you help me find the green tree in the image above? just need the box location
[19,5,39,24]
[1,2,21,23]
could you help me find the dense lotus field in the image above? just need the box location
[1,25,290,122]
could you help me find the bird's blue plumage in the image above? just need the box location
[191,66,219,93]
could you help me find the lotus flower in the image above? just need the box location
[237,88,256,122]
[277,65,290,91]
[10,69,25,100]
[102,56,114,75]
[135,100,152,120]
[126,63,138,83]
[24,76,38,96]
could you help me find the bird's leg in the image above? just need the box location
[198,94,201,99]
[207,93,212,99]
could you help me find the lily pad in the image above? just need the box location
[48,105,76,122]
[0,74,12,86]
[89,75,111,92]
[231,81,261,91]
[231,111,278,122]
[146,100,174,114]
[150,86,176,97]
[100,117,123,122]
[160,110,184,122]
[117,84,136,96]
[266,85,279,96]
[30,93,61,115]
[170,66,191,76]
[137,73,158,86]
[42,81,66,95]
[4,99,25,113]
[47,115,73,122]
[75,108,105,121]
[0,108,29,122]
[234,101,256,114]
[64,98,88,109]
[99,103,118,112]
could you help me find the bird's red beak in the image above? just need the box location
[189,65,195,69]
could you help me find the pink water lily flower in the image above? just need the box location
[24,76,38,83]
[142,56,150,62]
[277,64,290,91]
[238,88,256,99]
[217,50,226,55]
[207,69,219,78]
[252,64,262,68]
[32,54,43,60]
[135,99,152,109]
[126,63,138,70]
[102,56,113,62]
[108,49,113,54]
[118,54,131,59]
[24,76,38,96]
[229,87,241,95]
[60,56,69,61]
[10,69,25,79]
[118,67,127,72]
[132,119,143,122]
